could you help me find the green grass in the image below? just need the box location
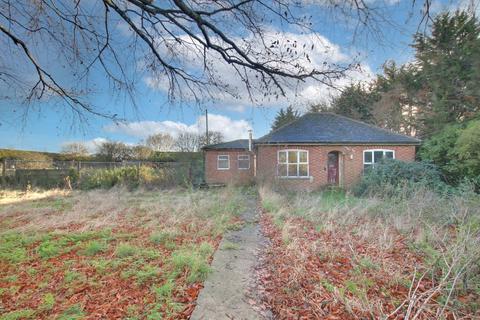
[64,271,85,284]
[40,292,55,311]
[0,309,36,320]
[0,233,33,264]
[170,243,213,283]
[221,241,239,250]
[262,199,280,213]
[133,265,160,285]
[37,239,62,259]
[81,240,108,256]
[152,280,174,300]
[320,279,336,293]
[57,304,85,320]
[115,243,137,258]
[150,231,177,245]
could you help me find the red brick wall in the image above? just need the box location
[256,144,416,191]
[204,150,255,185]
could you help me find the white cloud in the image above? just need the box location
[61,137,108,154]
[143,29,373,111]
[104,113,252,141]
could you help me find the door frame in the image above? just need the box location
[327,151,343,187]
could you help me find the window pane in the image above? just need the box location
[278,164,287,176]
[219,155,228,160]
[299,151,307,163]
[218,159,229,169]
[238,158,249,169]
[374,151,383,163]
[279,151,286,163]
[385,151,394,159]
[288,151,297,163]
[299,164,308,176]
[288,164,298,176]
[364,151,372,163]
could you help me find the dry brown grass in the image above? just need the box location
[258,185,480,319]
[0,187,245,234]
[0,189,70,205]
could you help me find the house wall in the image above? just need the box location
[256,144,416,191]
[204,150,255,185]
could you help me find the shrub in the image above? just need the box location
[68,168,79,186]
[77,165,192,190]
[354,159,448,196]
[420,120,480,189]
[79,166,139,190]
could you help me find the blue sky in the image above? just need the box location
[0,0,471,152]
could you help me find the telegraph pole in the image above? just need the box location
[205,108,209,145]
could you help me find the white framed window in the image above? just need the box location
[277,150,309,178]
[217,155,230,170]
[238,155,250,170]
[363,149,395,170]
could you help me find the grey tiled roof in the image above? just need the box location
[256,112,421,145]
[202,139,253,150]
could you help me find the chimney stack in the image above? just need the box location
[248,130,253,152]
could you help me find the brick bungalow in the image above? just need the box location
[203,113,420,190]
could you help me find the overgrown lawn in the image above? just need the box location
[0,187,246,319]
[258,186,480,319]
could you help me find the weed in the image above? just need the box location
[4,275,18,282]
[150,231,176,245]
[124,305,140,320]
[0,233,29,264]
[140,248,162,260]
[81,240,108,256]
[198,242,214,257]
[115,243,137,258]
[358,257,379,271]
[26,267,37,277]
[222,241,239,250]
[134,265,160,285]
[0,309,35,320]
[345,279,359,295]
[262,199,280,213]
[57,304,85,320]
[64,271,84,284]
[170,246,211,283]
[320,279,336,293]
[40,293,55,311]
[37,239,67,259]
[153,279,174,300]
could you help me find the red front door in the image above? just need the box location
[328,152,339,185]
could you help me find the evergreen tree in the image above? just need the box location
[372,61,425,136]
[413,11,480,135]
[271,106,301,131]
[329,83,377,123]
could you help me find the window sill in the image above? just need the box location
[276,176,311,180]
[217,168,230,171]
